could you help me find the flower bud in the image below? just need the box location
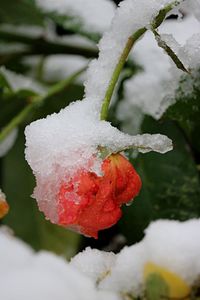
[58,154,142,238]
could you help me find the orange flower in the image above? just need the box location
[0,192,9,219]
[58,153,142,238]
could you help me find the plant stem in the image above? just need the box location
[100,28,146,121]
[0,105,34,142]
[0,67,86,142]
[100,0,182,121]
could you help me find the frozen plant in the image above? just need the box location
[119,8,200,131]
[25,0,195,238]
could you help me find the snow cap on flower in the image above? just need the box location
[25,0,174,237]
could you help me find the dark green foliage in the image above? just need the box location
[119,118,200,244]
[1,130,81,258]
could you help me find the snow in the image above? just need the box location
[43,55,88,82]
[1,218,200,299]
[0,67,46,94]
[119,15,200,125]
[0,129,18,157]
[70,247,116,283]
[25,0,175,225]
[0,189,6,200]
[25,99,172,223]
[181,0,200,22]
[84,0,183,110]
[77,219,200,297]
[144,219,200,284]
[100,242,146,296]
[0,24,44,38]
[36,0,116,34]
[0,228,120,300]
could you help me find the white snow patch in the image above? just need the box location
[78,219,200,296]
[144,219,200,284]
[36,0,116,34]
[70,247,116,283]
[0,67,46,94]
[100,242,146,296]
[0,229,120,300]
[43,55,88,82]
[0,189,6,201]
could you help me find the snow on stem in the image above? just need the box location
[99,0,184,121]
[100,28,146,120]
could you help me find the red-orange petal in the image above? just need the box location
[58,153,142,238]
[0,198,9,219]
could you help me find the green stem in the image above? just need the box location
[0,67,86,142]
[100,28,146,121]
[100,0,182,121]
[0,105,34,142]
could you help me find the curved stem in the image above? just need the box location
[100,0,182,121]
[100,28,146,121]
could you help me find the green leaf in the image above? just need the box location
[152,29,188,73]
[1,130,81,258]
[119,118,200,244]
[145,273,169,300]
[165,69,200,151]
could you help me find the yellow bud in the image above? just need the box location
[144,262,191,299]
